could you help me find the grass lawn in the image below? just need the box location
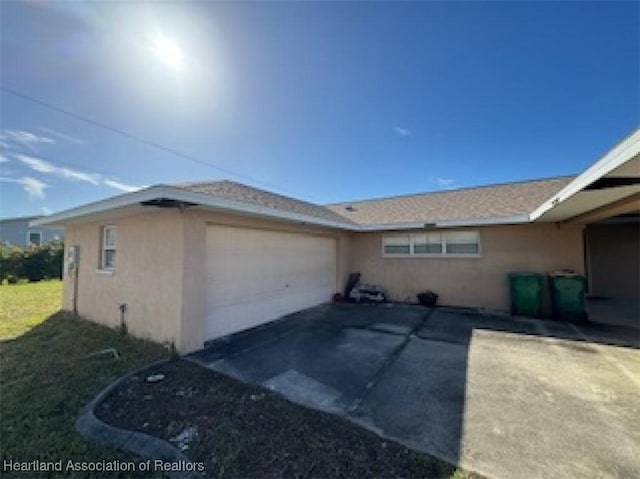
[0,280,169,478]
[1,281,471,478]
[0,280,64,338]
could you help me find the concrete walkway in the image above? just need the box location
[189,304,640,479]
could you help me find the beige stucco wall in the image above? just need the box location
[65,207,585,352]
[350,223,584,314]
[587,223,640,298]
[64,207,352,354]
[63,209,184,346]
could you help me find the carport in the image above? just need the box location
[531,129,640,318]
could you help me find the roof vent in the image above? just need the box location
[345,204,357,212]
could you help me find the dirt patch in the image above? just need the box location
[96,359,475,478]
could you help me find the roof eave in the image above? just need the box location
[530,128,640,222]
[30,186,358,231]
[356,214,531,231]
[31,183,533,232]
[435,214,531,228]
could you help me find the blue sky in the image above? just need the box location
[1,1,638,218]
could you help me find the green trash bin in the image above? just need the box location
[549,272,588,322]
[508,272,544,318]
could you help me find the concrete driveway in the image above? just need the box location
[188,303,640,479]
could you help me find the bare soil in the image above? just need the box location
[96,359,476,479]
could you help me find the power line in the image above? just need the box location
[0,86,308,199]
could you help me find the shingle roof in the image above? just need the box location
[172,177,573,228]
[173,180,357,226]
[325,176,574,226]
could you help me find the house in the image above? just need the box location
[33,129,640,353]
[0,216,64,248]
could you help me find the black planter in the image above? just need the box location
[417,291,438,307]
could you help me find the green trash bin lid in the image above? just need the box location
[549,270,581,277]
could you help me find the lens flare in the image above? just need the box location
[152,34,184,70]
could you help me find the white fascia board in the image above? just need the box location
[435,214,530,228]
[30,185,358,231]
[358,214,530,231]
[530,128,640,221]
[358,222,431,232]
[30,186,168,227]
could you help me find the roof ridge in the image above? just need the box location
[326,175,576,206]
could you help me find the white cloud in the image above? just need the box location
[0,154,8,163]
[41,207,52,215]
[60,167,100,185]
[436,177,456,187]
[393,127,411,137]
[0,176,49,200]
[103,178,142,192]
[0,129,55,152]
[22,177,49,199]
[7,149,141,197]
[16,154,100,185]
[15,154,56,173]
[38,127,85,145]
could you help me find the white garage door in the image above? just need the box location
[205,225,337,341]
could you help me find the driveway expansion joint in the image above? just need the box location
[347,307,435,413]
[74,358,202,479]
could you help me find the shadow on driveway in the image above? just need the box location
[188,303,640,479]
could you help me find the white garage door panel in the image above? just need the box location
[205,226,336,341]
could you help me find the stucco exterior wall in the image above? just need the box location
[64,207,352,354]
[587,223,639,298]
[65,205,584,352]
[63,210,184,347]
[350,223,584,314]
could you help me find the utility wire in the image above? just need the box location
[0,86,309,199]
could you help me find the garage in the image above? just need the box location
[205,225,337,341]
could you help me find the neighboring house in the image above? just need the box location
[0,216,64,248]
[34,129,640,353]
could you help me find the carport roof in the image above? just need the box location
[530,128,640,223]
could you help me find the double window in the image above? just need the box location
[101,226,117,269]
[383,231,480,257]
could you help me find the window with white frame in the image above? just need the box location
[383,231,480,257]
[28,231,42,247]
[445,231,480,254]
[382,235,411,255]
[101,226,117,269]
